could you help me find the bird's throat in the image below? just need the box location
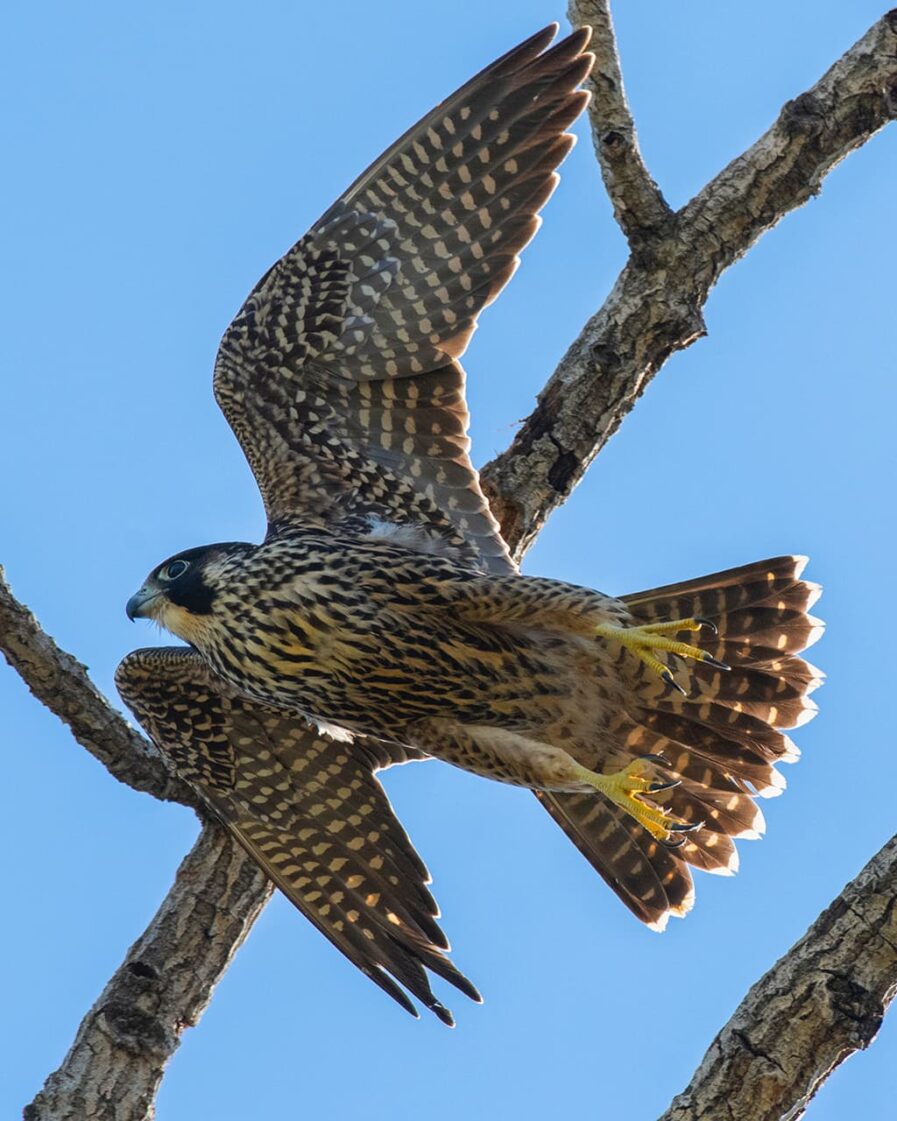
[156,600,216,647]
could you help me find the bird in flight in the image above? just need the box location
[117,24,822,1026]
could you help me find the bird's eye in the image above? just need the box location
[161,560,189,581]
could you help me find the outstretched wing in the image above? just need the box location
[214,25,593,572]
[116,647,479,1024]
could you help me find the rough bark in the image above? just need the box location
[568,0,672,243]
[658,836,897,1121]
[3,9,897,1121]
[0,568,190,806]
[483,8,897,561]
[23,826,271,1121]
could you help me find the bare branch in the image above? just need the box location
[0,571,268,1117]
[484,11,897,559]
[567,0,672,242]
[7,10,897,1120]
[659,836,897,1121]
[679,11,897,269]
[24,824,271,1121]
[0,567,192,806]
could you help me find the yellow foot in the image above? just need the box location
[595,617,729,695]
[575,756,702,845]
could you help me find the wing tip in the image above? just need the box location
[430,1000,456,1028]
[567,24,593,52]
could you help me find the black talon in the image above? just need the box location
[660,834,688,850]
[637,754,680,792]
[638,753,672,768]
[669,820,704,834]
[695,617,718,636]
[647,778,681,793]
[662,669,688,696]
[702,654,731,671]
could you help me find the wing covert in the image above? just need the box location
[214,25,593,571]
[115,647,478,1024]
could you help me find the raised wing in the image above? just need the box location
[214,25,593,572]
[116,647,479,1024]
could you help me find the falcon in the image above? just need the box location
[117,24,822,1026]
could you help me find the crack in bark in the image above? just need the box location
[5,9,897,1121]
[659,838,897,1121]
[731,1029,787,1076]
[843,897,897,956]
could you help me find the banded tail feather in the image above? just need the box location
[539,556,822,930]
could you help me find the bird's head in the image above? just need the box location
[126,542,250,644]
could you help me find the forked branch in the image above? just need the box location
[4,9,897,1121]
[483,8,897,560]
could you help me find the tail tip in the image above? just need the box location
[805,615,826,650]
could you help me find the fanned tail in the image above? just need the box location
[540,556,823,930]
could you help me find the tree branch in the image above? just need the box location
[567,0,672,243]
[5,10,897,1120]
[658,836,897,1121]
[483,9,897,560]
[0,567,191,806]
[24,825,271,1121]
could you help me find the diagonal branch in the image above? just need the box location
[24,824,271,1121]
[5,9,897,1121]
[0,567,191,806]
[658,835,897,1121]
[567,0,672,243]
[483,9,897,560]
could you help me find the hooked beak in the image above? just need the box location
[126,585,161,621]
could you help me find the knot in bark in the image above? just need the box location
[600,129,629,156]
[824,972,884,1046]
[127,959,160,981]
[102,1000,171,1057]
[784,92,825,134]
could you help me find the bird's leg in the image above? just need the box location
[593,618,730,696]
[407,720,700,844]
[448,576,728,695]
[569,756,702,844]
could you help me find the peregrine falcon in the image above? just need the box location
[117,24,822,1025]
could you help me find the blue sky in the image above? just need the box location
[2,2,895,1117]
